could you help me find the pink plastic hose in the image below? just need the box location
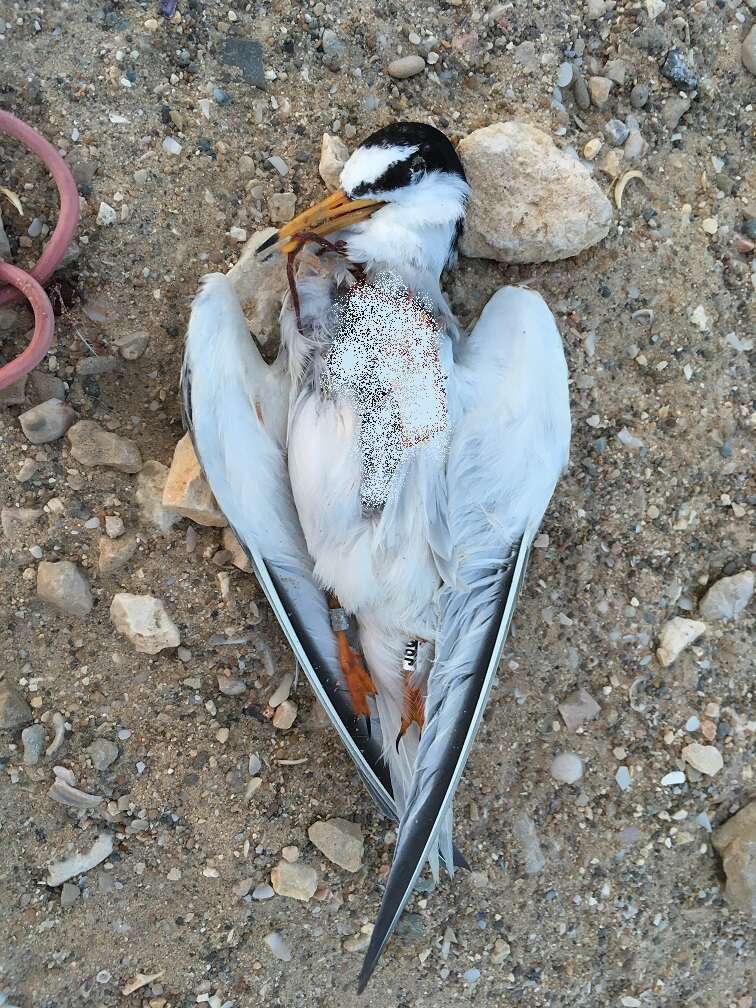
[0,262,55,387]
[0,109,79,389]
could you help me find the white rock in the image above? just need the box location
[682,743,723,777]
[96,202,117,226]
[656,617,706,666]
[742,25,756,76]
[46,833,114,886]
[110,593,180,654]
[19,399,76,444]
[269,192,297,223]
[104,515,125,539]
[308,818,364,872]
[270,859,317,901]
[319,133,349,191]
[661,770,686,786]
[37,561,93,617]
[616,766,632,791]
[264,932,293,961]
[558,687,601,731]
[459,122,612,263]
[272,699,297,730]
[550,751,584,784]
[699,571,753,621]
[690,305,709,331]
[269,673,293,708]
[136,461,180,533]
[162,434,227,527]
[712,801,756,915]
[67,420,142,473]
[387,54,425,79]
[645,0,666,18]
[162,137,182,155]
[512,814,545,875]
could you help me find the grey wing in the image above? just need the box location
[359,285,572,990]
[182,273,396,820]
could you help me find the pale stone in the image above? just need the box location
[0,685,32,730]
[459,123,612,263]
[22,723,47,764]
[222,527,251,571]
[87,738,119,771]
[656,617,706,666]
[136,461,179,533]
[162,434,227,527]
[19,399,76,444]
[558,687,600,731]
[271,860,317,900]
[98,532,138,573]
[682,743,723,777]
[319,133,349,191]
[67,420,142,473]
[264,932,293,960]
[115,330,149,360]
[110,593,180,654]
[37,561,93,616]
[699,571,753,621]
[583,138,602,160]
[588,76,613,108]
[308,818,364,872]
[387,54,425,79]
[713,802,756,916]
[269,192,297,223]
[550,751,584,784]
[227,227,289,342]
[1,507,43,540]
[46,833,113,886]
[742,25,756,76]
[272,699,297,730]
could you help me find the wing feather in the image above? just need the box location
[359,285,571,990]
[182,273,396,819]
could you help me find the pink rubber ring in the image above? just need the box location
[0,262,55,389]
[0,109,80,307]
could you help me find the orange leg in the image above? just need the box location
[328,596,376,717]
[400,679,425,735]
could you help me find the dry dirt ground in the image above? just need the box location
[1,1,754,1007]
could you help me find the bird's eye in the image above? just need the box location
[409,153,426,178]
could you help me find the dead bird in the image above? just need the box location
[181,122,571,990]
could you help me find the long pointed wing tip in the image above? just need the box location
[356,948,381,994]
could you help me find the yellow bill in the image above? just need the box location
[257,189,384,256]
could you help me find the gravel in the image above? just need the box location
[308,818,364,872]
[270,859,318,901]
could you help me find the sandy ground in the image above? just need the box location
[1,1,754,1006]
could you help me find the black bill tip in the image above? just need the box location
[256,230,279,254]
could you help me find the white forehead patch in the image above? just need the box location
[340,143,419,195]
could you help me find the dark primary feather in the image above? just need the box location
[358,538,530,993]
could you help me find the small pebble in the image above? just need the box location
[272,699,297,730]
[550,751,584,784]
[21,724,47,765]
[556,62,573,88]
[661,770,686,786]
[264,932,292,961]
[162,137,182,155]
[616,766,632,791]
[603,119,630,147]
[252,883,275,900]
[629,83,649,109]
[387,55,425,79]
[681,743,723,777]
